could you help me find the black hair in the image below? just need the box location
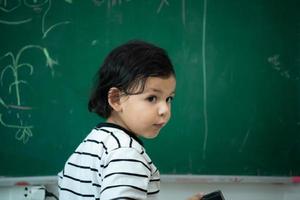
[88,40,175,118]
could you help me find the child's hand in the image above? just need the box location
[187,192,204,200]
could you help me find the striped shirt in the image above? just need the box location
[58,123,160,200]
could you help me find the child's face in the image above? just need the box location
[111,75,176,138]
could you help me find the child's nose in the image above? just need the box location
[158,102,170,117]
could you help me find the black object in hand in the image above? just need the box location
[202,190,225,200]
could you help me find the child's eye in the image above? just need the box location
[166,96,174,103]
[146,96,157,103]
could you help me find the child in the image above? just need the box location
[58,40,202,200]
[59,41,176,200]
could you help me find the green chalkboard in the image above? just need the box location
[0,0,299,177]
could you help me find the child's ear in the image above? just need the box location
[108,87,123,112]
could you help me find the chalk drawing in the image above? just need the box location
[157,0,169,13]
[95,0,132,9]
[268,54,280,68]
[182,0,186,26]
[92,0,105,7]
[111,0,124,7]
[239,129,251,152]
[202,0,208,159]
[0,0,71,143]
[0,18,32,25]
[0,0,70,39]
[268,54,299,80]
[39,0,71,38]
[92,0,185,26]
[0,45,57,143]
[24,0,48,8]
[0,0,32,25]
[0,0,21,12]
[91,40,99,46]
[0,114,34,143]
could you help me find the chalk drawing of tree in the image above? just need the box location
[0,45,57,143]
[0,0,70,143]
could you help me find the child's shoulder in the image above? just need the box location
[87,123,144,154]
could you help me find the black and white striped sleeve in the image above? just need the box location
[100,147,151,200]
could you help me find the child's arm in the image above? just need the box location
[100,147,152,200]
